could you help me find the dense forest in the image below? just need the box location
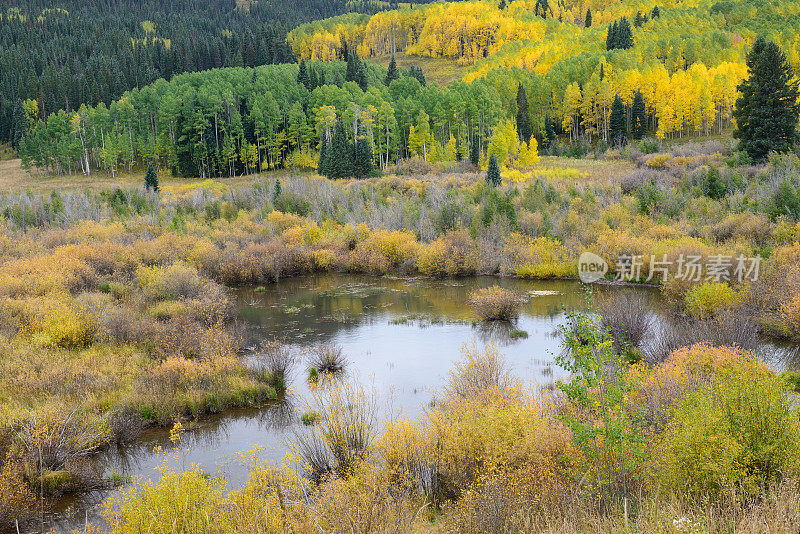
[0,0,396,146]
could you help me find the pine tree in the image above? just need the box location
[498,0,506,9]
[469,135,480,167]
[631,90,647,139]
[486,153,501,187]
[651,6,660,18]
[585,8,592,28]
[145,163,159,191]
[634,11,644,27]
[609,95,627,146]
[385,54,399,86]
[346,51,358,84]
[734,37,800,162]
[273,178,282,203]
[327,120,354,179]
[297,60,310,90]
[516,83,533,144]
[354,138,373,178]
[356,57,368,91]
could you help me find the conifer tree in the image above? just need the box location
[651,6,660,18]
[354,138,373,178]
[409,65,427,86]
[609,95,627,145]
[734,37,800,162]
[631,90,647,139]
[145,163,159,191]
[327,120,354,179]
[544,115,555,146]
[634,11,644,27]
[469,135,480,167]
[606,21,618,50]
[297,60,310,90]
[618,17,634,49]
[516,83,533,144]
[486,153,501,187]
[498,0,506,9]
[318,136,329,175]
[385,54,399,86]
[273,178,282,203]
[585,8,592,27]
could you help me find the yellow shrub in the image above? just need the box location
[645,154,671,168]
[684,282,741,319]
[417,230,480,276]
[20,296,98,349]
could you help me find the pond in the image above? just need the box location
[24,274,800,533]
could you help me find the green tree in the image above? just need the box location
[469,135,480,167]
[651,5,661,18]
[516,83,533,144]
[609,94,627,145]
[544,115,555,146]
[327,119,354,179]
[354,138,373,179]
[486,153,501,187]
[733,37,800,162]
[145,162,159,191]
[585,8,592,27]
[385,54,399,86]
[631,90,647,139]
[297,60,310,90]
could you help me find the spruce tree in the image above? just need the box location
[516,83,533,144]
[651,6,660,18]
[486,153,501,187]
[585,8,592,27]
[354,138,373,178]
[634,11,643,27]
[606,21,618,50]
[733,37,800,162]
[355,57,368,91]
[385,54,399,86]
[631,90,647,139]
[498,0,506,9]
[145,163,159,191]
[469,135,480,167]
[328,120,354,179]
[618,17,634,49]
[609,95,627,146]
[409,65,427,86]
[297,59,310,89]
[273,178,282,203]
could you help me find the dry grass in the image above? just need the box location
[368,52,467,86]
[468,285,525,321]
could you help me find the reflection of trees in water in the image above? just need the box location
[472,320,517,345]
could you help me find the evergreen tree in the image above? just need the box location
[345,51,358,84]
[609,95,627,146]
[145,163,159,191]
[297,59,310,90]
[469,135,480,167]
[486,153,501,187]
[634,11,644,27]
[544,115,555,146]
[516,83,533,144]
[385,54,399,86]
[356,57,368,91]
[318,136,329,175]
[354,138,373,178]
[631,90,647,139]
[498,0,506,9]
[535,0,549,17]
[618,17,634,49]
[606,21,618,50]
[327,120,354,179]
[409,65,427,86]
[734,37,800,162]
[585,8,592,27]
[651,6,661,18]
[273,178,282,203]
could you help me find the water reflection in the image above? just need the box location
[27,274,799,533]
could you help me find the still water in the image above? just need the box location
[27,275,798,533]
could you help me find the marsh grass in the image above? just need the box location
[308,343,348,375]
